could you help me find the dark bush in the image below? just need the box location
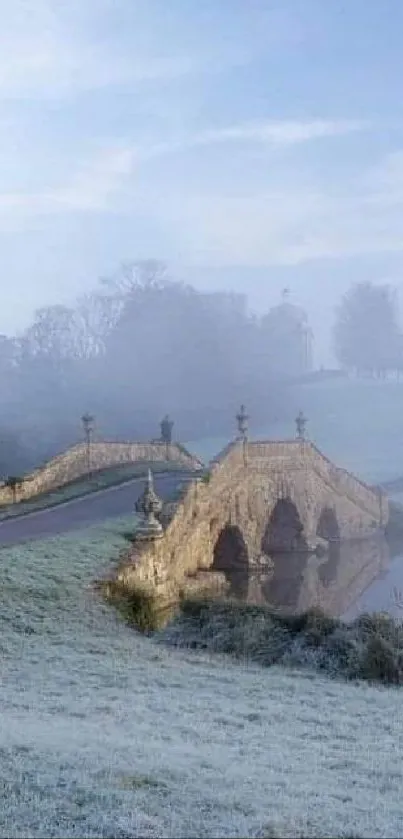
[353,612,403,646]
[359,635,402,685]
[162,598,403,687]
[325,628,361,677]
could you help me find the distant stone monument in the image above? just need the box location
[236,404,249,441]
[160,415,174,444]
[135,469,163,540]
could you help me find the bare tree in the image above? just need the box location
[99,260,170,295]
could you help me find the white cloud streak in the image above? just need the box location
[189,119,367,147]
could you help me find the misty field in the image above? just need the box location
[0,517,402,838]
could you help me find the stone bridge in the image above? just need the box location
[0,440,202,507]
[115,438,389,602]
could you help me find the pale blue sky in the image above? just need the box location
[1,0,403,363]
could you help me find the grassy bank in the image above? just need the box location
[0,460,191,522]
[158,597,403,686]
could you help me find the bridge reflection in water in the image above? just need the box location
[214,536,391,619]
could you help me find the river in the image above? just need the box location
[185,377,403,620]
[1,378,403,838]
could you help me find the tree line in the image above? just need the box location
[333,281,403,377]
[0,261,311,476]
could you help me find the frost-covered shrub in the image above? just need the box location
[353,611,403,646]
[160,598,403,686]
[323,627,362,679]
[299,608,340,648]
[358,634,402,685]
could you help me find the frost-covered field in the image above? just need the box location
[0,518,402,838]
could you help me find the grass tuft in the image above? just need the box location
[100,580,169,633]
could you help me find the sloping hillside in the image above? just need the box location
[0,517,401,838]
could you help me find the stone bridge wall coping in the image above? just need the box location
[0,440,203,506]
[247,439,385,517]
[208,438,385,519]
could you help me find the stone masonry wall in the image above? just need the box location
[114,438,389,603]
[0,441,203,507]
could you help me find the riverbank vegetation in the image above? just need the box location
[101,575,403,686]
[159,598,403,686]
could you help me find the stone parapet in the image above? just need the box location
[0,441,203,507]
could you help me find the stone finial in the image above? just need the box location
[81,412,95,435]
[81,412,95,474]
[236,404,249,440]
[295,410,307,440]
[135,469,163,540]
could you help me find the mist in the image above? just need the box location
[0,260,317,475]
[1,0,403,479]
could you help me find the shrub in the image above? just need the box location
[279,607,339,642]
[359,635,402,685]
[160,598,403,687]
[324,628,362,678]
[353,611,403,645]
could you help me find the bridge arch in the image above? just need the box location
[212,524,249,572]
[261,497,308,554]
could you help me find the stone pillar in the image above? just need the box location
[295,410,307,441]
[236,404,249,466]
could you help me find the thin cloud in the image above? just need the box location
[190,119,367,147]
[0,38,207,100]
[127,119,368,166]
[0,0,251,100]
[0,119,368,224]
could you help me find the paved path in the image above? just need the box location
[0,472,193,548]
